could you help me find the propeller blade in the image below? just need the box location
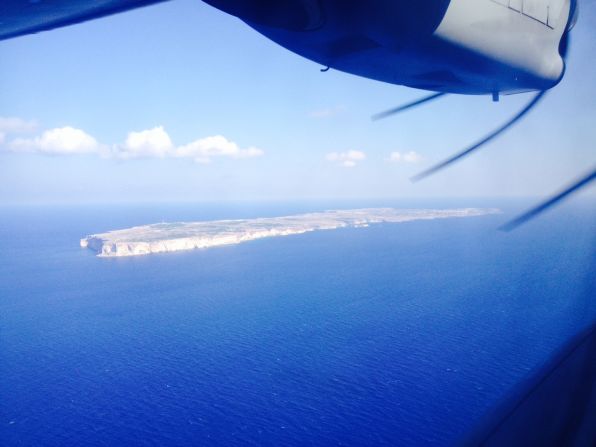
[500,166,596,231]
[411,91,547,182]
[372,92,446,121]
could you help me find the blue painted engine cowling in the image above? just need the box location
[202,0,325,31]
[203,0,451,41]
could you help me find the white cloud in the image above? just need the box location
[309,106,345,119]
[403,151,423,163]
[236,146,265,159]
[388,152,402,163]
[388,151,423,164]
[3,121,263,165]
[114,126,173,159]
[0,117,37,134]
[175,135,264,164]
[9,127,101,155]
[326,150,366,168]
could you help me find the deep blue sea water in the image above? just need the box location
[0,199,594,446]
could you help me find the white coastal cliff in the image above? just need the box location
[80,207,500,257]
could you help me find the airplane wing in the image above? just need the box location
[0,0,169,41]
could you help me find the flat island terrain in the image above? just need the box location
[80,208,500,257]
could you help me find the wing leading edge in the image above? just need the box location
[0,0,169,41]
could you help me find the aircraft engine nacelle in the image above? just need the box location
[203,0,576,94]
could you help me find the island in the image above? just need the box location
[80,207,500,257]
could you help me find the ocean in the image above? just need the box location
[1,199,594,446]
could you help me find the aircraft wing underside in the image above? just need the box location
[0,0,168,41]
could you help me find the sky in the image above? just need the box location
[0,0,595,205]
